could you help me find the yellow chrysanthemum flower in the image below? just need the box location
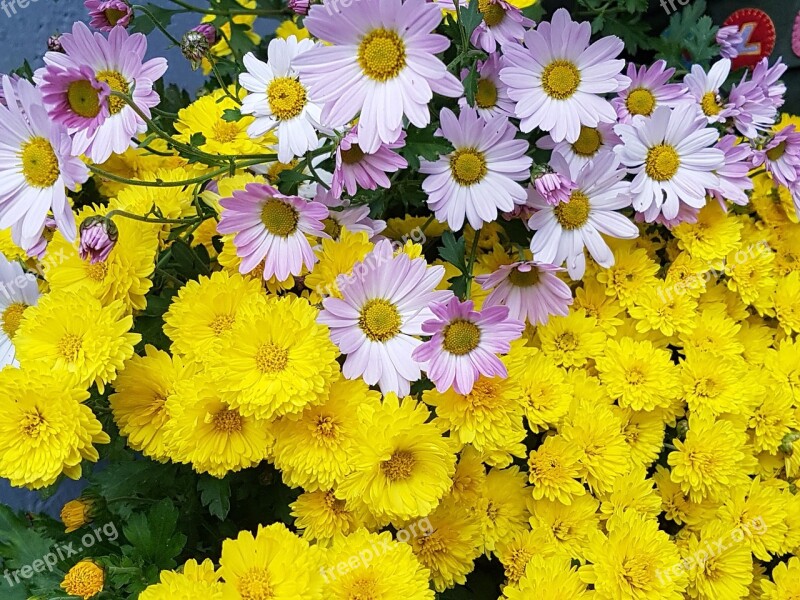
[383,215,447,241]
[680,351,760,420]
[535,309,606,368]
[573,279,625,335]
[595,245,659,307]
[653,466,719,529]
[527,434,585,505]
[672,202,743,262]
[476,466,530,554]
[725,242,776,311]
[405,498,481,592]
[448,446,486,508]
[496,530,539,588]
[598,470,662,530]
[163,372,273,478]
[748,384,796,453]
[775,270,800,333]
[61,559,105,599]
[664,251,709,297]
[507,344,572,432]
[44,206,159,312]
[14,291,139,393]
[678,307,743,357]
[321,529,433,600]
[61,498,94,533]
[271,377,381,491]
[211,295,340,420]
[682,520,753,600]
[615,407,668,468]
[527,494,600,561]
[581,511,687,600]
[628,285,698,337]
[220,523,323,599]
[305,229,374,300]
[668,417,755,502]
[761,556,800,600]
[109,345,197,462]
[291,490,371,546]
[0,227,28,261]
[140,559,230,600]
[0,369,108,489]
[275,18,311,40]
[764,338,800,397]
[336,394,456,522]
[163,270,265,364]
[504,555,591,600]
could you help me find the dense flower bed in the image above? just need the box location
[1,0,800,598]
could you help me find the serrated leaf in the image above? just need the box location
[439,231,467,271]
[130,4,180,36]
[464,61,479,107]
[198,477,231,520]
[0,505,57,571]
[122,500,186,570]
[402,125,454,170]
[222,108,243,122]
[189,132,207,148]
[460,0,483,40]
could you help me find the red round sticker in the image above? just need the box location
[723,8,776,70]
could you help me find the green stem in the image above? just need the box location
[106,209,202,225]
[133,5,182,46]
[210,60,243,106]
[166,0,286,16]
[89,163,229,187]
[465,229,481,299]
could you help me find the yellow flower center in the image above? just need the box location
[620,555,656,591]
[237,567,273,600]
[767,141,787,162]
[358,28,406,82]
[475,77,498,109]
[505,547,535,584]
[416,530,447,560]
[266,76,307,121]
[358,298,401,342]
[467,378,499,408]
[86,261,108,282]
[209,314,235,336]
[254,342,289,373]
[260,198,299,237]
[554,332,578,352]
[96,69,129,115]
[626,87,657,117]
[104,7,127,25]
[450,148,487,186]
[57,333,82,362]
[20,409,45,438]
[645,144,680,182]
[67,79,102,119]
[381,449,415,481]
[340,144,365,165]
[442,319,481,356]
[323,490,348,515]
[700,91,723,117]
[61,561,104,599]
[625,367,645,386]
[212,407,243,434]
[211,120,241,143]
[314,415,340,442]
[571,126,602,157]
[554,190,590,230]
[508,267,540,287]
[322,217,342,240]
[478,0,505,27]
[541,60,581,100]
[1,302,28,339]
[20,137,60,188]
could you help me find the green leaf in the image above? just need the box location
[463,61,479,107]
[189,132,207,148]
[122,500,186,570]
[402,125,454,171]
[198,477,231,520]
[222,108,243,122]
[130,4,180,36]
[460,0,483,40]
[439,231,467,272]
[0,506,57,571]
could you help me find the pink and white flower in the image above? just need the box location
[331,126,407,198]
[537,122,621,171]
[709,135,754,207]
[412,297,523,395]
[754,125,800,189]
[612,60,688,123]
[684,58,734,124]
[84,0,133,31]
[459,54,514,121]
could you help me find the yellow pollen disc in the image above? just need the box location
[212,407,243,433]
[58,333,82,362]
[260,198,299,237]
[467,378,498,408]
[508,267,540,287]
[340,144,365,165]
[314,415,339,441]
[212,120,241,143]
[625,87,657,116]
[359,298,402,342]
[67,79,102,119]
[555,332,578,351]
[554,190,590,230]
[324,491,347,514]
[571,126,602,157]
[475,78,498,109]
[209,314,235,335]
[450,148,487,186]
[238,567,273,600]
[104,8,127,25]
[254,342,289,373]
[21,409,45,438]
[381,449,415,481]
[625,367,645,385]
[700,91,723,117]
[541,60,581,100]
[645,144,680,182]
[86,261,108,282]
[1,302,28,339]
[358,28,407,82]
[20,137,60,188]
[267,76,307,121]
[322,217,342,240]
[442,319,481,356]
[478,0,505,27]
[96,69,130,115]
[767,141,787,162]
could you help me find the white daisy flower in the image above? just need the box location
[0,255,40,368]
[239,36,323,163]
[684,58,734,124]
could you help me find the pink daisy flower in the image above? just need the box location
[318,239,452,396]
[216,182,328,281]
[531,166,576,206]
[612,60,688,123]
[527,152,637,280]
[293,0,463,153]
[683,59,735,124]
[458,54,514,121]
[0,77,88,252]
[420,107,532,230]
[716,25,743,60]
[709,135,753,207]
[412,297,523,395]
[754,125,800,189]
[316,188,387,240]
[468,0,532,53]
[36,22,167,163]
[536,122,621,171]
[476,261,573,325]
[499,8,629,143]
[38,64,110,141]
[331,126,407,198]
[615,104,724,223]
[84,0,133,31]
[728,58,786,139]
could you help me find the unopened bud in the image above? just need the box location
[531,164,575,206]
[48,33,64,53]
[288,0,311,15]
[181,29,212,70]
[675,419,689,441]
[79,216,118,264]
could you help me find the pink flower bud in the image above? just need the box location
[79,216,118,264]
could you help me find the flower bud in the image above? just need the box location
[289,0,311,15]
[192,23,218,46]
[47,33,65,53]
[780,431,800,456]
[531,164,575,206]
[61,498,95,533]
[181,29,212,71]
[79,216,118,264]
